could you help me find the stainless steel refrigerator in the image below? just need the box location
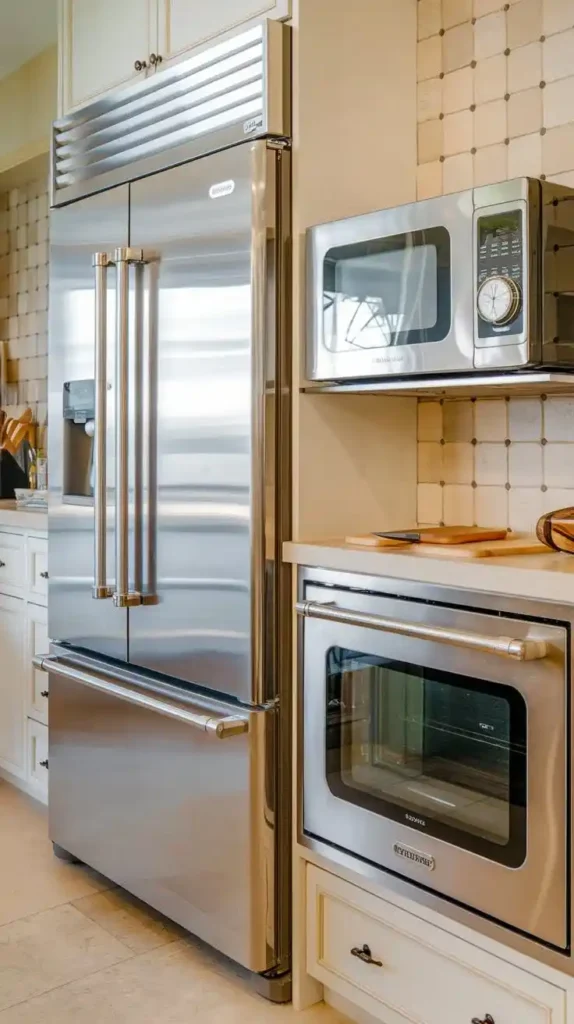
[41,23,292,1000]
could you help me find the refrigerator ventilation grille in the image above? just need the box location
[52,23,278,199]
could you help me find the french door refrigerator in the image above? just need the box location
[41,23,292,1000]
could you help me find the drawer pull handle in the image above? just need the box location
[40,571,49,579]
[40,690,49,698]
[350,944,383,967]
[39,759,49,769]
[0,560,5,568]
[134,58,147,71]
[472,1016,495,1024]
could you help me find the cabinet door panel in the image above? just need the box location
[27,604,49,725]
[159,0,290,65]
[62,0,156,112]
[0,595,25,775]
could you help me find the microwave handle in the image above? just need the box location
[295,601,547,662]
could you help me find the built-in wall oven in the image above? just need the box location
[298,568,574,971]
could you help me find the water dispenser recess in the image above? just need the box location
[63,379,95,501]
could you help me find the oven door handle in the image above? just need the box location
[33,656,249,738]
[295,601,548,661]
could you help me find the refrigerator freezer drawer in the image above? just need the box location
[44,654,278,973]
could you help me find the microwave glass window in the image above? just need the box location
[325,647,527,867]
[323,227,451,352]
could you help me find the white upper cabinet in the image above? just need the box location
[59,0,290,115]
[157,0,290,67]
[59,0,158,113]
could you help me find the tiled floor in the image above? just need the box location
[0,780,344,1023]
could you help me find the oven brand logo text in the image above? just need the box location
[405,813,427,827]
[393,843,435,872]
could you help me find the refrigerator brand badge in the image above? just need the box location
[209,180,236,200]
[243,115,263,134]
[393,843,435,872]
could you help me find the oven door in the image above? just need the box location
[301,583,568,950]
[307,191,474,382]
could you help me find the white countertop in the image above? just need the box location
[283,539,574,605]
[0,500,48,532]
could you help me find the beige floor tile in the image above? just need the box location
[0,781,112,927]
[0,939,349,1024]
[72,888,186,954]
[0,903,132,1012]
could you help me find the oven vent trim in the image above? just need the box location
[51,20,290,205]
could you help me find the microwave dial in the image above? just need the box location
[477,275,521,326]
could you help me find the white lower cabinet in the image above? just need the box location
[0,593,25,777]
[26,603,49,726]
[307,865,566,1024]
[27,720,49,803]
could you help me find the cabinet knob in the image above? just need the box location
[134,58,148,71]
[0,560,5,568]
[39,759,49,769]
[350,944,383,967]
[472,1016,495,1024]
[149,52,163,66]
[40,690,49,698]
[40,571,49,579]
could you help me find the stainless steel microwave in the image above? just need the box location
[307,177,574,384]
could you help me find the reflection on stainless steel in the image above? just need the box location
[299,568,571,969]
[48,28,292,993]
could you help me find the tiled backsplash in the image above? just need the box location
[0,178,49,434]
[417,0,574,194]
[416,0,574,530]
[418,397,574,531]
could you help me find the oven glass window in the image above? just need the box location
[325,648,527,867]
[323,227,451,352]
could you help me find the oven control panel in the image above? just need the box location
[476,209,524,340]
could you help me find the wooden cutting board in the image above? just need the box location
[346,526,507,547]
[415,537,551,559]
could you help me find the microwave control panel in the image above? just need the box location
[476,208,524,340]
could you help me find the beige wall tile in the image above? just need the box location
[508,487,547,531]
[508,86,543,136]
[444,442,474,483]
[475,443,508,484]
[474,53,508,103]
[443,152,474,191]
[417,482,443,523]
[507,0,543,47]
[474,486,509,527]
[543,76,574,128]
[475,0,507,14]
[544,443,574,487]
[443,484,474,524]
[418,441,443,482]
[418,400,443,441]
[544,396,574,440]
[418,35,443,80]
[508,130,542,175]
[508,397,542,439]
[417,160,443,198]
[418,118,444,162]
[475,398,508,440]
[474,97,508,146]
[543,122,574,173]
[418,0,442,39]
[474,143,509,183]
[443,66,474,113]
[509,442,543,484]
[543,28,574,81]
[507,41,542,91]
[443,22,474,72]
[443,0,473,29]
[474,11,507,59]
[543,0,574,34]
[418,77,443,121]
[444,400,474,440]
[443,109,473,154]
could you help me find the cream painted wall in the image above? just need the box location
[0,47,57,175]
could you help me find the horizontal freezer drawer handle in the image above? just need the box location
[33,657,249,738]
[295,601,547,662]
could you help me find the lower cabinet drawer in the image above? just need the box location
[0,532,25,590]
[307,865,566,1024]
[27,719,48,802]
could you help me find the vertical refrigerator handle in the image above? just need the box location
[133,258,158,606]
[113,247,144,609]
[92,252,114,600]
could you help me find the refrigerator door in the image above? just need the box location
[45,648,278,973]
[49,186,130,659]
[128,141,286,703]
